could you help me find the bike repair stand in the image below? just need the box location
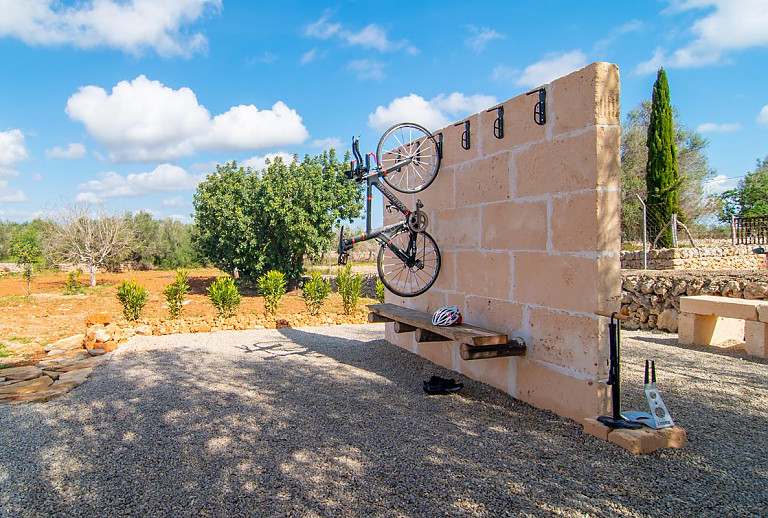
[596,312,642,430]
[622,360,675,429]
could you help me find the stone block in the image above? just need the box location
[515,127,619,198]
[677,312,744,346]
[416,166,455,211]
[528,308,602,377]
[44,334,85,352]
[430,206,480,250]
[0,375,52,396]
[680,295,762,320]
[516,359,609,421]
[607,427,666,454]
[550,62,620,136]
[582,417,610,441]
[455,153,511,206]
[744,321,768,358]
[464,296,525,338]
[514,252,599,313]
[458,356,510,393]
[551,189,620,253]
[420,342,456,371]
[480,200,548,251]
[479,94,547,155]
[455,251,512,300]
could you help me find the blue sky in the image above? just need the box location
[0,0,767,224]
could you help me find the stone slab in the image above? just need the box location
[0,375,53,396]
[679,295,764,321]
[0,365,43,381]
[744,320,768,358]
[678,312,745,346]
[44,334,85,352]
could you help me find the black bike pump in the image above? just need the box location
[596,312,642,430]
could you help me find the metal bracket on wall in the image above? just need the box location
[526,88,547,125]
[437,132,443,159]
[487,105,504,139]
[454,120,470,150]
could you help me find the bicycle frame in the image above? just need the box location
[339,138,418,254]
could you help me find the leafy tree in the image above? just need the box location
[621,100,717,241]
[0,221,22,261]
[719,157,768,221]
[10,227,41,295]
[645,68,683,248]
[44,204,136,286]
[193,151,362,282]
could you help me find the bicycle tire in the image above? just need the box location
[376,122,441,193]
[377,228,441,297]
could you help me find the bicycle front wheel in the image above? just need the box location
[376,122,440,193]
[377,229,441,297]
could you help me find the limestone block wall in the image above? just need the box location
[382,63,621,421]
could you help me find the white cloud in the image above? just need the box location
[304,15,341,39]
[491,65,518,83]
[305,15,418,54]
[464,25,506,52]
[300,48,323,65]
[696,122,741,133]
[65,75,309,162]
[515,51,587,87]
[0,129,28,179]
[311,137,342,150]
[637,0,768,73]
[758,105,768,125]
[594,19,644,52]
[162,196,186,207]
[0,0,221,57]
[77,163,204,199]
[242,152,296,172]
[348,59,388,81]
[705,174,741,194]
[45,142,87,159]
[368,92,498,132]
[0,180,26,202]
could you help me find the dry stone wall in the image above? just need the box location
[621,246,766,270]
[620,270,768,332]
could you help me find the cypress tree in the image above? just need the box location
[645,68,682,248]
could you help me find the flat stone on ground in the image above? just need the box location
[0,365,44,381]
[44,334,85,352]
[0,375,53,396]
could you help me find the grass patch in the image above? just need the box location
[0,343,11,358]
[7,336,31,343]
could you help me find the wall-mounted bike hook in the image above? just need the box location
[487,105,504,139]
[526,88,547,125]
[454,120,470,150]
[437,132,443,159]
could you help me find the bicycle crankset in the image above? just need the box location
[407,199,429,233]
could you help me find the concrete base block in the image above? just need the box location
[582,418,687,454]
[745,320,768,358]
[678,312,744,346]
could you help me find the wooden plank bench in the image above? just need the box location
[367,303,526,360]
[679,295,768,358]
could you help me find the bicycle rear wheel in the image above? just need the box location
[376,122,440,193]
[377,228,441,297]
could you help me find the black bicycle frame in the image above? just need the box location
[340,140,416,251]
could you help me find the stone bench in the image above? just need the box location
[678,295,768,358]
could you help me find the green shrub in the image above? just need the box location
[376,278,385,303]
[259,270,287,315]
[337,264,362,315]
[63,269,84,295]
[163,269,190,319]
[207,276,241,318]
[302,271,331,315]
[116,279,149,321]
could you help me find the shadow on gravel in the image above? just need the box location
[627,331,768,365]
[0,326,766,516]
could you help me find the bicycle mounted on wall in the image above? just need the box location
[338,122,442,298]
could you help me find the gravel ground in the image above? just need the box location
[1,325,767,517]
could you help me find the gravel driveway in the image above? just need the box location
[1,325,766,517]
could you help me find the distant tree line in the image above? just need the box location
[0,209,202,283]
